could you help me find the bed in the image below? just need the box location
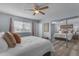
[53,32,73,41]
[0,36,52,56]
[53,24,73,41]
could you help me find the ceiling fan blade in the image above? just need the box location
[39,6,48,10]
[33,13,36,15]
[39,11,45,15]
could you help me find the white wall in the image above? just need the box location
[33,21,39,36]
[39,19,52,39]
[38,23,43,37]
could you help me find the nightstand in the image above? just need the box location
[72,34,78,40]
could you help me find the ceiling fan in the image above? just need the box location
[24,4,49,15]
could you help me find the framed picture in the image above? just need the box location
[44,23,49,32]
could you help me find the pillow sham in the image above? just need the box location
[11,33,21,44]
[3,32,16,48]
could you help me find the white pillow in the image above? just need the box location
[0,32,4,37]
[59,31,62,33]
[0,32,8,53]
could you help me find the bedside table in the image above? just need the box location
[72,34,78,40]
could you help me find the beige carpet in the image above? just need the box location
[52,39,79,56]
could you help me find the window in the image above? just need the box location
[14,20,32,32]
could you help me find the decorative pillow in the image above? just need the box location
[3,32,16,48]
[11,33,21,44]
[0,37,8,53]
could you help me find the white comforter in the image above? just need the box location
[53,33,73,40]
[0,36,52,56]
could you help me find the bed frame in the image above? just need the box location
[55,37,71,42]
[60,24,73,33]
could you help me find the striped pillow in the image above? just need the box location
[11,33,21,44]
[3,32,16,48]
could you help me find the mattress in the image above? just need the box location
[0,36,52,56]
[53,33,73,40]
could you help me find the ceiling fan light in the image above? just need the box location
[35,10,39,14]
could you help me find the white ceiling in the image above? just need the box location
[0,3,79,20]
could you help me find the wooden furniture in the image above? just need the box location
[72,34,79,40]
